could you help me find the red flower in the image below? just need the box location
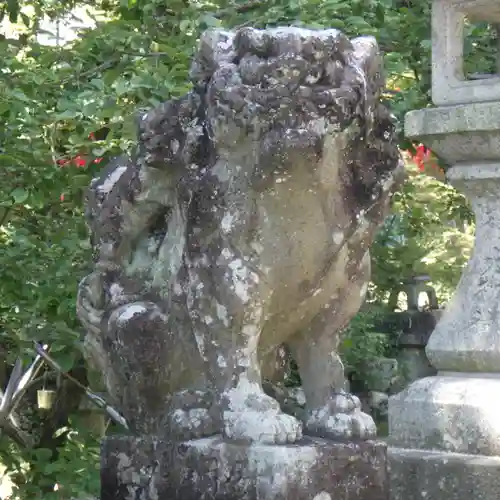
[57,158,70,167]
[409,143,440,173]
[414,144,429,171]
[73,155,86,168]
[57,154,102,168]
[60,194,65,202]
[56,131,104,170]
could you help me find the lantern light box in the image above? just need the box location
[432,0,500,106]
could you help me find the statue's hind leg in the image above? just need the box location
[287,253,377,440]
[104,300,217,440]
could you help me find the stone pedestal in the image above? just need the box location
[101,435,388,500]
[388,99,500,499]
[390,447,500,500]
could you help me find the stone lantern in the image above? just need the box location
[389,1,500,499]
[388,275,438,311]
[393,276,440,386]
[432,0,500,106]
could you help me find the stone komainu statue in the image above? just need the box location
[77,27,404,444]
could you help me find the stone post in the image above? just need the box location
[389,1,500,499]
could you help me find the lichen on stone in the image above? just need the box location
[77,26,404,444]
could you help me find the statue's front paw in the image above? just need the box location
[170,407,219,441]
[223,392,302,444]
[305,392,377,440]
[224,409,303,445]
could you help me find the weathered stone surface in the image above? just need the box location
[389,447,500,500]
[405,104,500,373]
[390,375,500,456]
[392,3,500,499]
[426,164,500,372]
[77,26,403,448]
[389,161,500,499]
[101,435,388,500]
[431,0,500,106]
[405,102,500,165]
[394,26,500,498]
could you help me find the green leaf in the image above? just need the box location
[79,239,91,250]
[55,109,80,120]
[346,16,371,29]
[32,448,53,462]
[92,147,108,156]
[10,188,28,204]
[20,12,30,28]
[71,174,91,187]
[375,3,385,22]
[90,78,105,90]
[103,68,122,87]
[42,460,65,474]
[9,89,31,103]
[199,14,220,29]
[179,19,191,32]
[53,351,76,373]
[7,0,19,23]
[114,79,129,96]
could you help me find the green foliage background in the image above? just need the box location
[0,0,484,497]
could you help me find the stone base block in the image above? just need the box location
[101,435,388,500]
[389,375,500,456]
[389,447,500,500]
